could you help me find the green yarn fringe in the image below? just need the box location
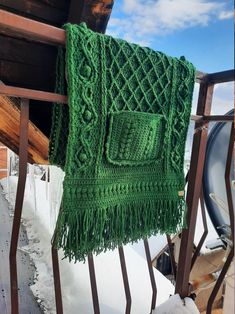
[54,196,186,262]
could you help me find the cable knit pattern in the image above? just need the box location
[49,23,195,262]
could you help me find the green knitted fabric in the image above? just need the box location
[49,23,195,262]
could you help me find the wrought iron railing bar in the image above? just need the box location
[191,115,234,122]
[0,9,65,46]
[144,239,157,313]
[9,98,29,314]
[88,254,100,314]
[166,235,177,281]
[0,84,68,103]
[118,246,132,314]
[206,247,234,314]
[206,69,235,84]
[51,243,64,314]
[175,82,214,297]
[2,85,235,107]
[191,190,208,269]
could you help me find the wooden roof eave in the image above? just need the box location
[0,94,49,164]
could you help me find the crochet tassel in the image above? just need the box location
[54,197,187,262]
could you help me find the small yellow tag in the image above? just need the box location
[178,191,184,197]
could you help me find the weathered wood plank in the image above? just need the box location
[0,146,7,179]
[0,34,56,67]
[0,60,55,91]
[39,0,67,10]
[0,95,49,164]
[0,0,68,26]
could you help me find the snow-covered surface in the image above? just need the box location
[130,235,167,260]
[154,294,200,314]
[0,170,174,314]
[194,200,221,254]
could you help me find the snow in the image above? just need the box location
[130,235,167,260]
[154,294,200,314]
[193,200,222,254]
[1,169,175,313]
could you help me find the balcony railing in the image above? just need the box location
[0,9,234,314]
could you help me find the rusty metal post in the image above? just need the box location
[191,190,208,269]
[118,246,132,314]
[88,254,100,314]
[144,239,157,312]
[166,235,177,280]
[9,98,29,314]
[206,247,234,314]
[175,82,214,297]
[51,244,63,314]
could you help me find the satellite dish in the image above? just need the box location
[203,109,234,240]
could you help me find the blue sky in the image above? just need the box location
[107,0,233,73]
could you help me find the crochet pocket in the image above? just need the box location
[106,111,165,166]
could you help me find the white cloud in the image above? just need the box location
[107,0,232,45]
[218,10,234,20]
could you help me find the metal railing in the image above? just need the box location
[0,8,234,314]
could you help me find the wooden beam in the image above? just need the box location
[0,95,49,164]
[39,0,68,11]
[0,59,55,91]
[67,0,84,24]
[0,34,56,67]
[0,35,57,101]
[0,0,68,26]
[0,9,65,45]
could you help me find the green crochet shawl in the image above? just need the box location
[49,23,195,262]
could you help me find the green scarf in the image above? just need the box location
[49,23,195,262]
